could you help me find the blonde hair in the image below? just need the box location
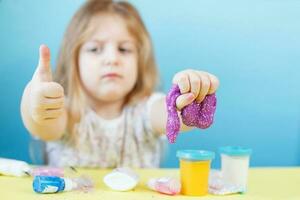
[54,0,158,136]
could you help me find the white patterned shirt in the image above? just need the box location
[46,93,167,168]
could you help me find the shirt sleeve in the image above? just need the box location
[129,92,165,141]
[144,92,166,135]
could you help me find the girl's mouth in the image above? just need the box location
[101,73,122,79]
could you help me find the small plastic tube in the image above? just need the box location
[33,175,94,194]
[0,158,31,177]
[147,177,181,195]
[31,167,65,177]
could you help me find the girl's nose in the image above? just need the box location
[102,45,119,66]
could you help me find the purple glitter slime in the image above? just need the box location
[166,85,217,143]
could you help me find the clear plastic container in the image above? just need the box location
[176,150,215,196]
[219,146,252,191]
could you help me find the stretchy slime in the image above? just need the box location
[166,85,217,143]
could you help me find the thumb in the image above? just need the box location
[176,93,196,110]
[32,44,53,82]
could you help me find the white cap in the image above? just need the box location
[0,158,31,177]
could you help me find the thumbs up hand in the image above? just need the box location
[28,45,65,125]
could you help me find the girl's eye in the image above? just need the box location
[90,48,98,52]
[87,46,102,54]
[119,47,132,54]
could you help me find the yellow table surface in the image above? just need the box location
[1,167,300,200]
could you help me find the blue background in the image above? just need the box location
[0,0,299,168]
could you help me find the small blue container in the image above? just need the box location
[33,176,65,193]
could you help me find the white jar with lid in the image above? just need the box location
[219,146,252,191]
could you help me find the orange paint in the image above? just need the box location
[179,159,211,196]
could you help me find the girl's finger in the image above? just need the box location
[187,72,201,98]
[196,73,210,103]
[40,97,64,110]
[207,73,220,94]
[41,82,64,99]
[43,108,64,119]
[176,93,195,110]
[172,72,190,94]
[32,44,53,82]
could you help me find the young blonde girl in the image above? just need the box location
[21,0,219,168]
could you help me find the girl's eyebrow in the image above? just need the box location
[89,39,135,44]
[120,41,136,46]
[87,39,104,44]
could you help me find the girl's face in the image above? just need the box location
[79,14,138,104]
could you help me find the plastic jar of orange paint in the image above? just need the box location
[176,150,215,196]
